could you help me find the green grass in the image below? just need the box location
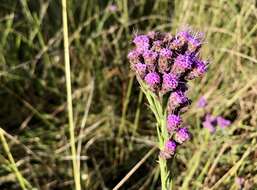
[0,0,257,189]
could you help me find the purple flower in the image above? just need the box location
[143,50,158,65]
[127,49,141,64]
[217,116,231,128]
[203,114,217,133]
[167,114,182,132]
[197,96,207,108]
[203,120,216,133]
[177,30,191,42]
[169,38,184,50]
[186,59,208,79]
[133,35,149,46]
[167,91,188,113]
[172,54,193,74]
[175,127,190,144]
[188,36,201,52]
[165,140,177,153]
[161,73,178,94]
[132,63,147,78]
[107,4,118,12]
[133,35,150,53]
[151,40,162,52]
[144,72,160,89]
[160,140,177,159]
[160,48,172,59]
[235,177,244,187]
[196,61,207,74]
[158,48,173,72]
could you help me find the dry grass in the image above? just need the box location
[0,0,256,189]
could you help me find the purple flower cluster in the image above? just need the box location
[203,114,231,133]
[197,97,232,133]
[128,29,209,159]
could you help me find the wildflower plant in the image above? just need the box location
[128,28,209,189]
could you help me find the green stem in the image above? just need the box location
[0,128,31,190]
[139,80,171,189]
[61,1,81,189]
[159,157,170,190]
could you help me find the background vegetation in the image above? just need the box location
[0,0,256,189]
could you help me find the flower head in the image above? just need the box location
[133,35,149,46]
[127,49,141,64]
[143,50,158,65]
[188,36,201,52]
[151,40,162,52]
[132,63,147,78]
[172,54,193,74]
[133,35,150,53]
[169,38,184,50]
[160,48,172,59]
[175,127,191,144]
[160,73,178,94]
[160,140,177,159]
[167,91,188,113]
[197,96,207,108]
[202,114,217,133]
[167,114,182,132]
[217,116,231,128]
[165,140,177,153]
[158,48,173,72]
[144,72,160,89]
[128,29,208,159]
[177,30,191,42]
[203,120,216,133]
[187,59,208,79]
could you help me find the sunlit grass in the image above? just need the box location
[0,0,256,189]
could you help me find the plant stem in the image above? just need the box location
[0,128,30,190]
[159,157,169,190]
[61,1,81,190]
[155,100,171,190]
[139,80,171,189]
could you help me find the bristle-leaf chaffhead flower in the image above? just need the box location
[132,62,147,78]
[197,96,207,108]
[167,114,182,133]
[127,49,141,64]
[160,140,177,159]
[187,59,208,79]
[143,50,158,71]
[133,35,150,53]
[172,54,193,74]
[202,113,231,133]
[158,48,172,73]
[144,72,161,91]
[160,73,178,94]
[203,114,217,133]
[167,91,188,113]
[217,116,231,128]
[128,27,209,190]
[174,127,191,144]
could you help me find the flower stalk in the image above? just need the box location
[128,28,209,189]
[139,80,171,189]
[61,0,81,189]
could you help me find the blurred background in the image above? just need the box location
[0,0,256,189]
